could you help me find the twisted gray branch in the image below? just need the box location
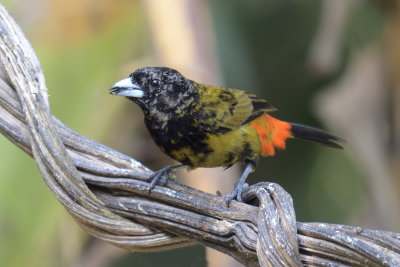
[0,4,399,266]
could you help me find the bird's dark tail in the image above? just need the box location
[289,122,344,149]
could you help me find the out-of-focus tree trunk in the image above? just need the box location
[307,0,357,75]
[142,1,242,266]
[310,0,400,231]
[385,1,400,192]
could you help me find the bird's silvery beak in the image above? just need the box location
[109,78,144,98]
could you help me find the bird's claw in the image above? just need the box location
[225,182,249,205]
[148,167,174,193]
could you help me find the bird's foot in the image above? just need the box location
[225,182,249,205]
[224,162,254,205]
[148,165,181,193]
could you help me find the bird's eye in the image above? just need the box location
[150,79,161,89]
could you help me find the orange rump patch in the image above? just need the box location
[249,114,292,156]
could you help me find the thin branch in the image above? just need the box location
[0,4,399,266]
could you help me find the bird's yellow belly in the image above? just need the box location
[169,124,261,168]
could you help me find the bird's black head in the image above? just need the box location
[109,67,197,116]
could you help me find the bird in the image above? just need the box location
[109,67,344,204]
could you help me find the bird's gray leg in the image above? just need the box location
[148,165,184,192]
[225,163,254,205]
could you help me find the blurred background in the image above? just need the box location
[0,0,398,266]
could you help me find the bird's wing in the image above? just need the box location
[192,84,276,134]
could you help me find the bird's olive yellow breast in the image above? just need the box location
[147,114,262,168]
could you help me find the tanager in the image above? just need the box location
[109,67,343,204]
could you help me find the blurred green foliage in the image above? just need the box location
[111,245,206,267]
[0,2,150,267]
